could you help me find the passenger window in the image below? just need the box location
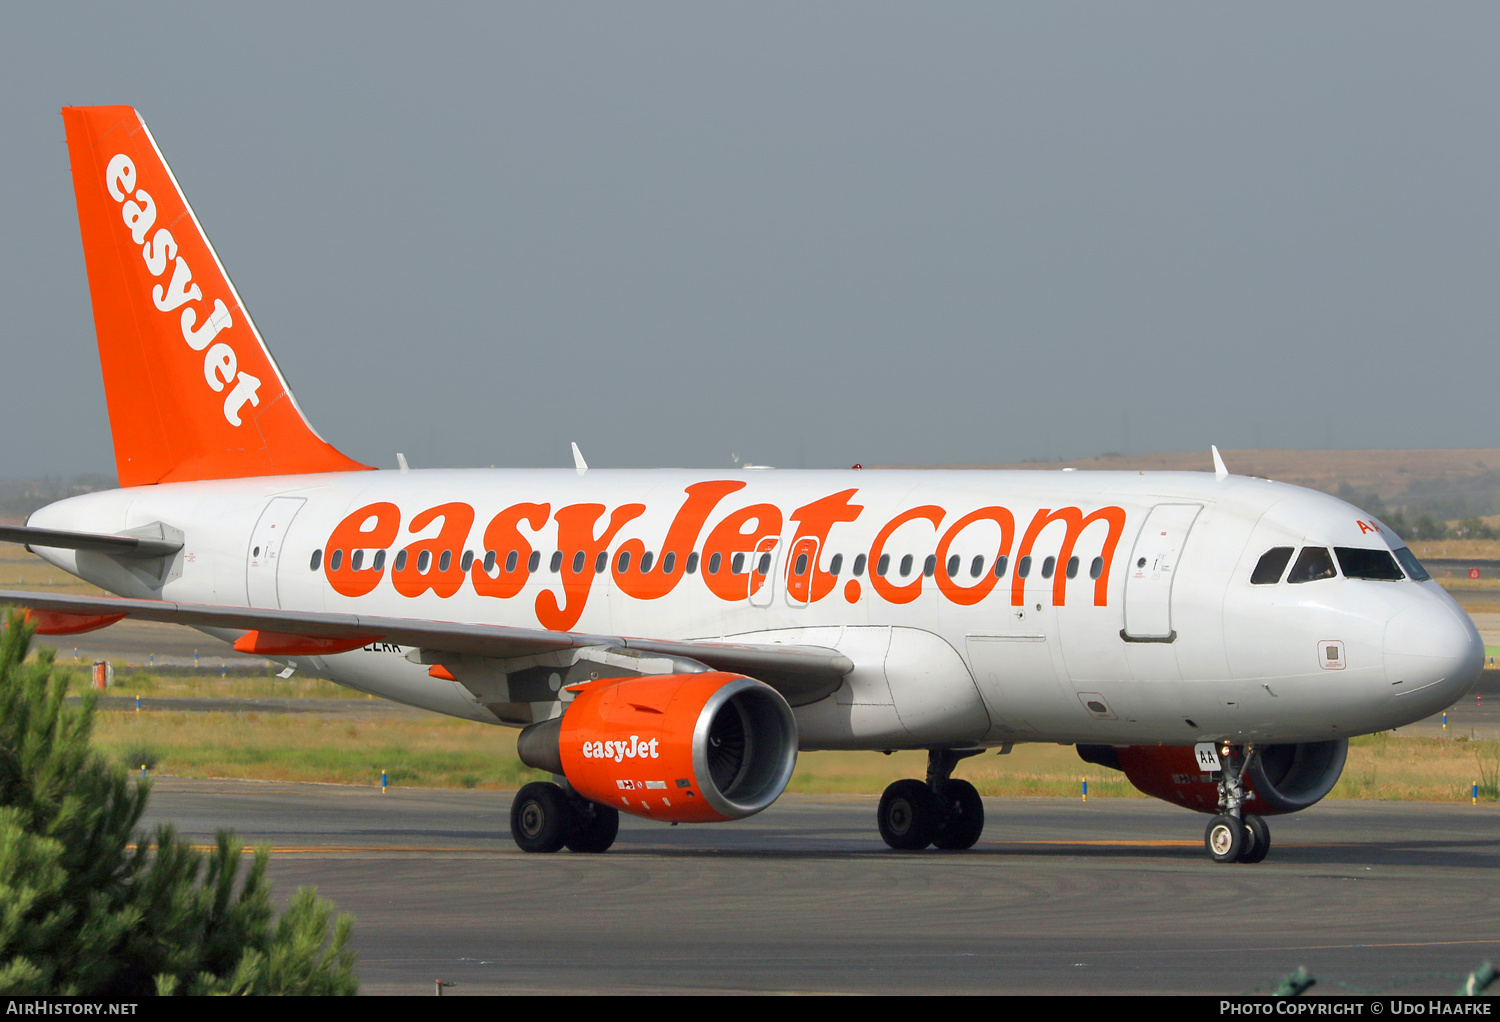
[829,553,843,576]
[550,551,563,573]
[993,555,1008,578]
[970,555,984,578]
[1066,556,1079,579]
[460,550,474,572]
[569,551,584,574]
[1335,547,1404,581]
[1250,547,1294,585]
[594,552,608,574]
[640,551,655,573]
[1089,556,1103,580]
[1017,556,1032,578]
[503,550,516,573]
[394,550,407,572]
[329,550,343,571]
[732,553,745,575]
[351,550,363,572]
[920,555,935,578]
[876,554,890,576]
[708,552,722,575]
[310,549,323,571]
[616,550,631,573]
[529,551,542,572]
[1286,547,1337,583]
[757,553,771,576]
[417,550,432,573]
[1041,556,1055,579]
[946,555,960,578]
[438,551,452,572]
[853,554,867,577]
[1394,547,1429,581]
[662,552,677,573]
[373,550,386,572]
[899,554,913,577]
[485,550,499,573]
[688,551,701,574]
[794,553,809,576]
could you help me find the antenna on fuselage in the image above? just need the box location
[396,453,410,473]
[1211,445,1228,481]
[572,442,588,476]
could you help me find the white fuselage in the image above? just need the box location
[27,468,1482,749]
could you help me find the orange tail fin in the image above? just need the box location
[61,106,370,486]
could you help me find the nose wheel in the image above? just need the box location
[877,749,987,851]
[1202,743,1272,863]
[1239,813,1271,863]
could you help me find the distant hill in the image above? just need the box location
[8,449,1500,532]
[0,475,116,524]
[879,449,1500,534]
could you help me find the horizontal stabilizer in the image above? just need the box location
[0,525,182,560]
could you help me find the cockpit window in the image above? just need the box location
[1335,547,1404,581]
[1286,546,1337,583]
[1393,547,1431,582]
[1250,547,1294,585]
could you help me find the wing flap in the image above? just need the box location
[0,590,850,704]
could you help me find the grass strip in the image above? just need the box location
[92,709,1500,801]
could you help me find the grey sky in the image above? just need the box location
[3,4,1497,476]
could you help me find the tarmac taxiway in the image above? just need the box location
[141,780,1500,995]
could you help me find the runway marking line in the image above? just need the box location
[1066,938,1500,957]
[992,839,1356,848]
[132,839,1369,855]
[134,844,490,855]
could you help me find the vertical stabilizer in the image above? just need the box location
[61,106,370,486]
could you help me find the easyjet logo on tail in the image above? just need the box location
[102,154,260,427]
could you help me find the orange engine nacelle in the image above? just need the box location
[1079,741,1349,817]
[515,672,798,824]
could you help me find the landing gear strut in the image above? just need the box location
[510,781,620,854]
[1203,743,1271,864]
[877,749,986,851]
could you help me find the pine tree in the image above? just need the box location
[0,612,357,995]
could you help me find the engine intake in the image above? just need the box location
[517,672,798,823]
[1078,740,1349,816]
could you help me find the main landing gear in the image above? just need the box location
[1203,743,1271,864]
[510,781,620,854]
[877,750,986,851]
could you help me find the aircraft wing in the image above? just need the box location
[0,589,851,706]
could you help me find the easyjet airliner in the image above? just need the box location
[3,107,1481,862]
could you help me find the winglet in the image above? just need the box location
[572,442,588,475]
[1211,445,1228,481]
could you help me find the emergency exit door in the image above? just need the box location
[1121,503,1201,641]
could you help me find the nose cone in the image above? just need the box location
[1384,597,1483,715]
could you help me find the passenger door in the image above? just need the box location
[245,496,306,608]
[1121,503,1202,641]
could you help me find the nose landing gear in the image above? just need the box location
[1203,743,1272,864]
[877,749,987,851]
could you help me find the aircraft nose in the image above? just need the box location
[1384,598,1483,708]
